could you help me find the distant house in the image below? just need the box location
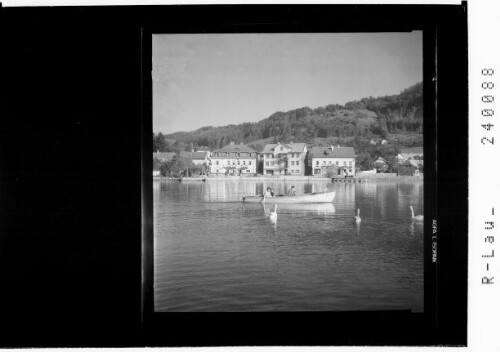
[180,151,211,166]
[210,142,258,175]
[261,142,308,175]
[396,147,423,163]
[398,159,423,176]
[154,152,176,163]
[373,157,388,173]
[310,146,356,176]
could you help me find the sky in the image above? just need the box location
[153,32,422,134]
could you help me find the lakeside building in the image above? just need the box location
[373,157,388,173]
[396,147,423,163]
[398,159,423,176]
[310,146,356,176]
[210,142,258,175]
[261,142,308,175]
[179,151,211,166]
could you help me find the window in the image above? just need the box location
[316,161,319,166]
[232,161,235,165]
[227,160,231,165]
[246,169,250,173]
[243,161,246,165]
[336,161,339,166]
[237,161,240,165]
[216,161,219,165]
[249,161,252,165]
[238,153,240,157]
[290,161,294,166]
[343,161,346,166]
[349,161,352,166]
[296,161,299,166]
[266,161,269,166]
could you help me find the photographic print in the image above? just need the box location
[152,32,424,312]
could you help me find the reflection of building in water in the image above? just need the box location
[203,181,228,202]
[203,181,262,202]
[377,183,399,218]
[334,183,355,207]
[397,182,424,216]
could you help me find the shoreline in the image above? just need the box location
[153,175,424,183]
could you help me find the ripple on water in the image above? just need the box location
[153,181,424,312]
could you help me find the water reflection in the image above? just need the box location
[354,222,361,235]
[154,179,424,312]
[262,202,336,217]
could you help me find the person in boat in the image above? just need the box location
[263,187,272,198]
[287,186,296,196]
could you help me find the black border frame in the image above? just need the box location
[142,3,467,346]
[0,3,467,347]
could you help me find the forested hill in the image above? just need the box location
[155,82,423,154]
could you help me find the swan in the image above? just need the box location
[354,208,361,224]
[409,206,424,221]
[269,204,278,222]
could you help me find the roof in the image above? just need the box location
[400,147,423,155]
[180,151,208,160]
[374,157,387,164]
[408,159,423,168]
[213,144,257,154]
[262,143,307,154]
[310,146,356,158]
[154,152,176,160]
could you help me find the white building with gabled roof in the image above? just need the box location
[310,146,356,176]
[261,142,308,175]
[209,142,258,175]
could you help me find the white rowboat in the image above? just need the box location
[242,191,335,204]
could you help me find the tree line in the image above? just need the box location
[153,82,423,171]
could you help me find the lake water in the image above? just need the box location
[154,180,424,312]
